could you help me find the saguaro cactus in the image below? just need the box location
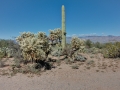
[62,5,66,49]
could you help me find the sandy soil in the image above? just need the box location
[0,54,120,90]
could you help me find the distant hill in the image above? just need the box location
[1,35,120,44]
[66,36,120,43]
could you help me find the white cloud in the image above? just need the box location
[72,34,78,37]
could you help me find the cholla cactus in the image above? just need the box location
[47,28,63,60]
[16,32,48,63]
[36,32,49,52]
[49,28,62,45]
[64,37,87,62]
[0,47,13,58]
[71,37,85,51]
[0,47,6,58]
[6,48,13,58]
[16,29,63,63]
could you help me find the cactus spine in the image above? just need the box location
[62,5,66,49]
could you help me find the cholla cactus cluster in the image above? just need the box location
[16,30,87,63]
[16,32,48,63]
[66,37,87,62]
[49,28,62,44]
[48,28,63,57]
[0,47,13,58]
[71,37,85,51]
[16,30,62,63]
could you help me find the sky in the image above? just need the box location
[0,0,120,39]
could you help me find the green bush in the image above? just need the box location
[85,39,93,48]
[93,42,104,49]
[103,42,120,58]
[0,47,14,58]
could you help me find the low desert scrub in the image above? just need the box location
[21,64,41,74]
[10,63,41,76]
[0,70,9,76]
[71,64,79,69]
[13,59,21,68]
[86,60,96,69]
[86,66,91,69]
[65,58,74,64]
[8,60,52,76]
[86,60,95,65]
[0,58,8,68]
[0,60,5,68]
[56,60,61,66]
[102,42,120,58]
[90,56,94,58]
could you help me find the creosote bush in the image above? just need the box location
[103,42,120,58]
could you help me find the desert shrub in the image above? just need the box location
[86,60,94,65]
[62,44,72,56]
[13,58,21,68]
[0,39,20,58]
[90,56,94,58]
[26,64,41,74]
[93,42,104,49]
[20,61,51,74]
[71,65,79,69]
[0,60,4,68]
[10,42,24,63]
[0,47,12,58]
[11,63,41,75]
[0,39,16,48]
[73,52,87,62]
[115,42,120,48]
[0,47,6,58]
[84,47,101,54]
[0,39,9,47]
[56,60,61,66]
[85,39,93,48]
[103,42,120,58]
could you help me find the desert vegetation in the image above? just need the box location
[0,5,120,77]
[0,32,120,76]
[0,4,119,78]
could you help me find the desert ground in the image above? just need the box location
[0,53,120,90]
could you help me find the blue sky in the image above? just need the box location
[0,0,120,39]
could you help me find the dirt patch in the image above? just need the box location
[0,53,120,90]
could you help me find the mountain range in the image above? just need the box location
[66,35,120,43]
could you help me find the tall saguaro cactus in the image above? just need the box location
[62,5,66,49]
